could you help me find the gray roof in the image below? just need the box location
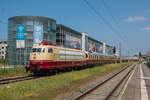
[8,16,56,22]
[88,36,103,44]
[57,24,82,36]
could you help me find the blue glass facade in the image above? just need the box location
[8,16,56,65]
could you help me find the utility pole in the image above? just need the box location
[127,48,130,62]
[120,42,122,63]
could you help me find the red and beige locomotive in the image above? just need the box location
[27,42,119,74]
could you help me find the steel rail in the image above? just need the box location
[0,75,36,85]
[76,63,136,100]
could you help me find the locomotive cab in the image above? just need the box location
[30,46,53,61]
[28,45,55,72]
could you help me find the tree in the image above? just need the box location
[139,52,142,58]
[113,46,116,54]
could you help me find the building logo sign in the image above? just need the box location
[47,26,51,32]
[33,25,43,45]
[16,25,25,48]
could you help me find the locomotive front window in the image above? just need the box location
[37,48,42,52]
[32,48,37,52]
[32,48,45,53]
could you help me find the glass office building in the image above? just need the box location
[56,24,82,49]
[8,16,56,65]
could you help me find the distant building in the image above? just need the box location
[0,41,7,59]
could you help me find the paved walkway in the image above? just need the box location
[121,63,150,100]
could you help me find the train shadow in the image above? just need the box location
[31,63,113,77]
[32,64,100,77]
[33,66,90,77]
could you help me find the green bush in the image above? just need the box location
[0,59,5,64]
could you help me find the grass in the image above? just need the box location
[0,62,130,100]
[0,67,30,78]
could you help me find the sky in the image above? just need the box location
[0,0,150,56]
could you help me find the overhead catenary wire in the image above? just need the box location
[83,0,125,42]
[83,0,132,56]
[101,0,128,41]
[100,0,130,53]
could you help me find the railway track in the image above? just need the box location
[78,63,136,100]
[60,63,137,100]
[0,75,36,85]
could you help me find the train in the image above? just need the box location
[26,42,120,74]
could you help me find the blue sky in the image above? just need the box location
[0,0,150,56]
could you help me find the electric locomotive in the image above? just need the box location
[27,42,87,74]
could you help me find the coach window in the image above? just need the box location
[48,48,53,53]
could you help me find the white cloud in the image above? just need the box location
[124,16,146,22]
[142,27,150,31]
